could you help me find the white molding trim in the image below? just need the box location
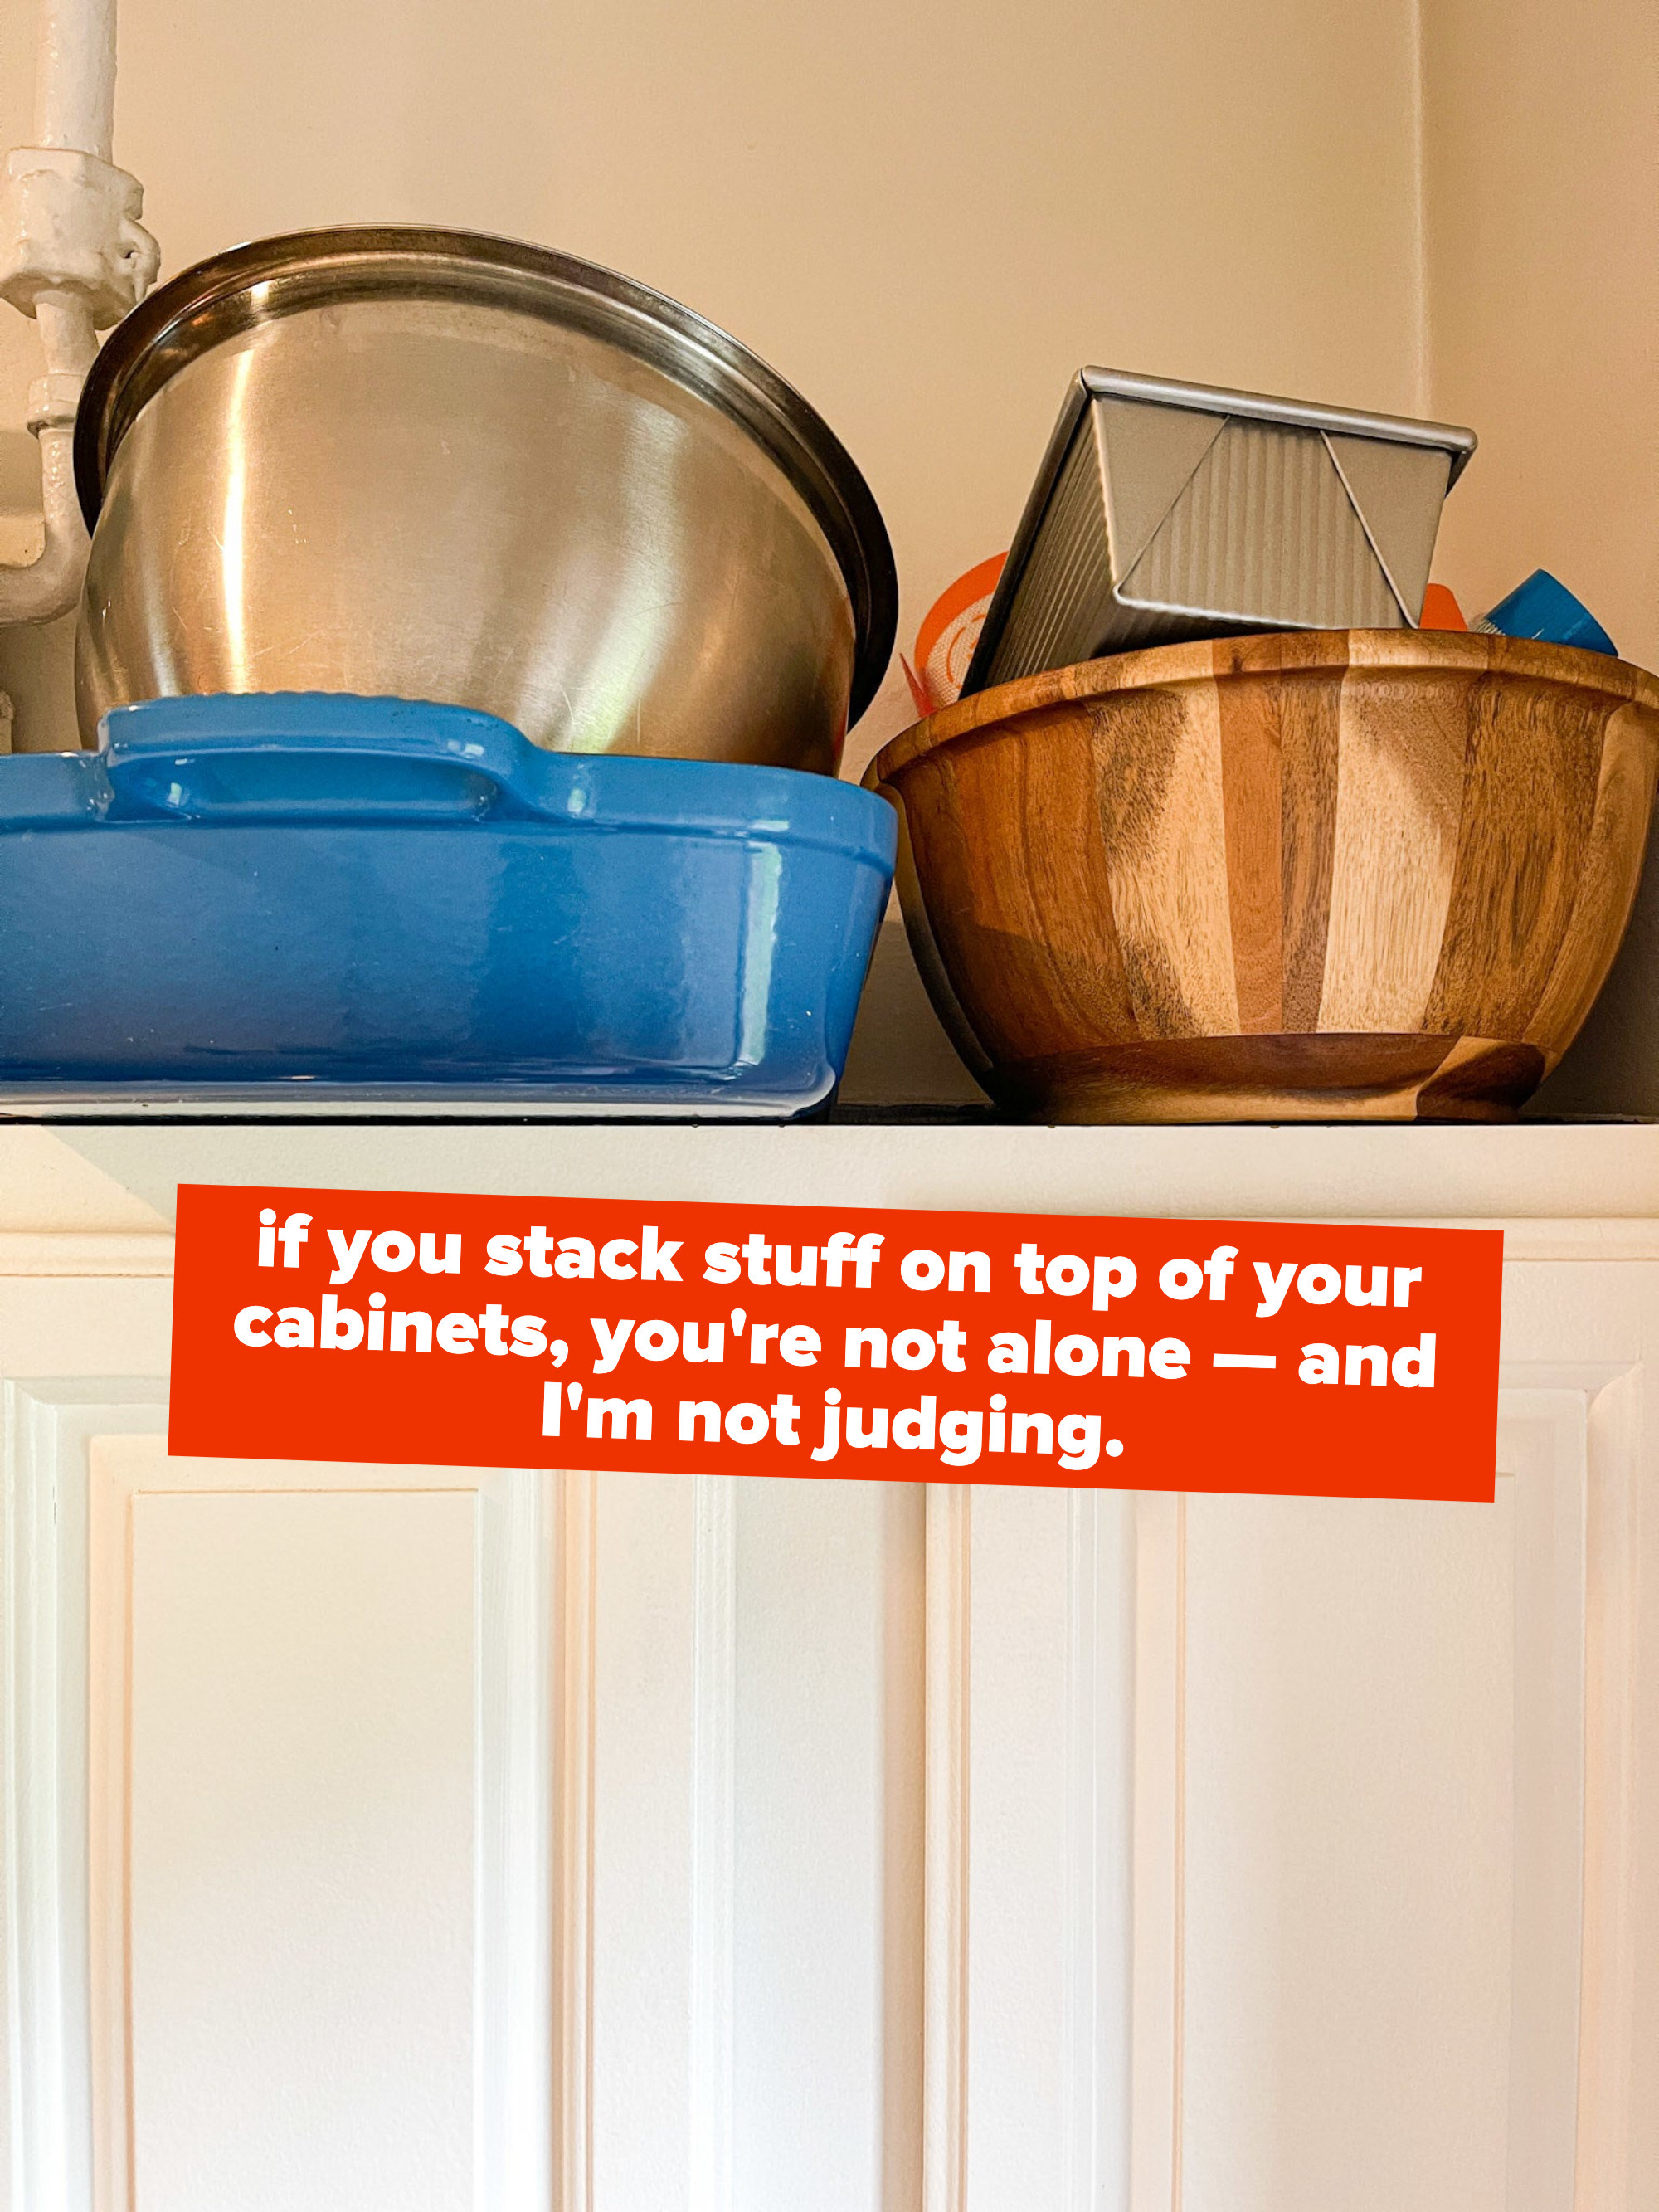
[1575,1364,1642,2212]
[1063,1491,1134,2212]
[924,1483,1160,2212]
[2,1380,163,2212]
[1128,1493,1183,2212]
[552,1466,738,2212]
[924,1484,970,2212]
[555,1469,597,2212]
[688,1474,737,2212]
[1203,1218,1659,1259]
[0,1235,173,1277]
[474,1465,556,2212]
[0,1220,1647,1285]
[1498,1392,1591,2212]
[1368,1220,1659,1260]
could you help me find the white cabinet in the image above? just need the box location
[4,1128,1657,2211]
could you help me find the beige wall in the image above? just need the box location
[1423,0,1658,670]
[1422,0,1659,1118]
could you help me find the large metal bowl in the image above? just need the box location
[73,228,897,770]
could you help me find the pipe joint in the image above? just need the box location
[0,425,90,625]
[27,369,81,433]
[0,146,157,328]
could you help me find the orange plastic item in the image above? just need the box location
[912,553,1007,712]
[1418,583,1467,631]
[900,655,933,719]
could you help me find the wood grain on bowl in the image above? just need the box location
[868,631,1659,1123]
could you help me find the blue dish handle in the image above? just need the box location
[99,694,536,822]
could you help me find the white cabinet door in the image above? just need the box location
[942,1252,1659,2212]
[6,1388,558,2212]
[3,1227,1656,2212]
[0,1273,920,2212]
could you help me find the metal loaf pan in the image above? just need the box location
[963,368,1476,694]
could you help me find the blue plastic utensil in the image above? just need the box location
[1473,569,1618,657]
[0,694,897,1112]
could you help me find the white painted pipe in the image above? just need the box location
[31,0,119,409]
[0,0,129,631]
[34,0,117,163]
[0,427,88,624]
[33,293,99,380]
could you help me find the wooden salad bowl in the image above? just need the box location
[867,631,1659,1122]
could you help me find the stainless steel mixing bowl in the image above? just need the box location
[73,228,897,769]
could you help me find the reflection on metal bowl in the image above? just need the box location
[74,228,897,771]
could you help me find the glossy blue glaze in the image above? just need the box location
[0,695,898,1110]
[1477,569,1618,658]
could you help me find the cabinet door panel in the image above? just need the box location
[3,1384,554,2212]
[575,1469,922,2212]
[123,1488,476,2212]
[1181,1486,1518,2212]
[938,1271,1652,2212]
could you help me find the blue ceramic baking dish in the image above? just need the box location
[0,694,898,1112]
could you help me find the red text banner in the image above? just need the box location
[168,1185,1504,1501]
